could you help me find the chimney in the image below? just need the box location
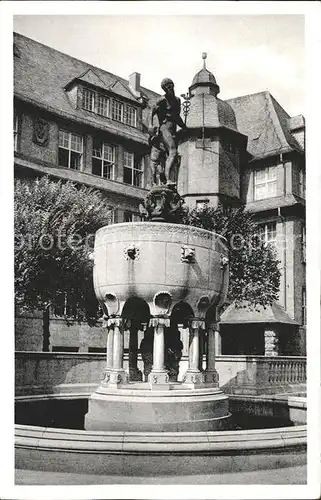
[129,72,141,98]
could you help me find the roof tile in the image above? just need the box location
[220,300,299,325]
[227,92,303,159]
[14,32,160,138]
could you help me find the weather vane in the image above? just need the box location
[202,52,207,69]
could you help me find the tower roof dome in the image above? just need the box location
[189,53,220,96]
[191,68,218,87]
[185,53,239,131]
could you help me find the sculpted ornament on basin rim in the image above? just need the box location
[93,222,229,317]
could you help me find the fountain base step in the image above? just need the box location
[84,383,230,432]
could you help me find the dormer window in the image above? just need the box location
[125,105,137,127]
[112,99,124,122]
[79,85,139,127]
[81,88,110,117]
[96,94,109,117]
[82,88,95,112]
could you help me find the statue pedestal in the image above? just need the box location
[148,370,171,390]
[100,369,128,388]
[145,184,183,223]
[204,369,219,386]
[182,370,205,389]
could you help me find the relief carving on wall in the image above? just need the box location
[33,118,49,146]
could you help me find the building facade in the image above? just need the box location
[14,33,306,355]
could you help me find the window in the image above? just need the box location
[82,88,95,112]
[80,87,139,127]
[222,139,236,154]
[14,112,19,152]
[299,168,306,198]
[196,199,209,211]
[59,130,83,170]
[107,206,116,224]
[301,223,306,263]
[258,222,277,248]
[125,105,137,127]
[52,292,79,317]
[123,151,144,187]
[112,100,124,122]
[302,287,306,325]
[254,165,277,200]
[88,347,107,353]
[92,138,115,180]
[81,88,110,117]
[52,346,79,353]
[96,94,109,117]
[124,210,140,222]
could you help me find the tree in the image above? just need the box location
[14,176,113,349]
[181,204,281,308]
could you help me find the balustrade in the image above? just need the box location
[15,352,306,397]
[256,357,306,388]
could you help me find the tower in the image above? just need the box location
[178,53,247,208]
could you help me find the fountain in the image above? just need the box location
[84,220,230,432]
[14,77,307,482]
[15,207,307,480]
[84,75,232,432]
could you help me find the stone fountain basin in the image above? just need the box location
[15,392,306,479]
[93,222,228,314]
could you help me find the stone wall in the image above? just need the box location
[16,102,151,196]
[177,137,220,205]
[15,311,43,351]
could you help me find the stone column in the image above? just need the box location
[128,322,143,381]
[112,319,124,369]
[100,316,114,385]
[214,327,222,355]
[183,319,205,386]
[100,317,128,387]
[106,326,114,369]
[148,317,170,387]
[264,327,279,356]
[204,322,219,386]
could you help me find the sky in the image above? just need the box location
[13,14,305,116]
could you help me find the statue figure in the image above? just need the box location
[149,78,187,185]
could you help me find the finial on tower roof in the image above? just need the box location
[202,52,207,69]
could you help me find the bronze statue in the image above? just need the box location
[149,78,187,185]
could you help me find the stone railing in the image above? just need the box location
[15,352,306,397]
[215,355,306,395]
